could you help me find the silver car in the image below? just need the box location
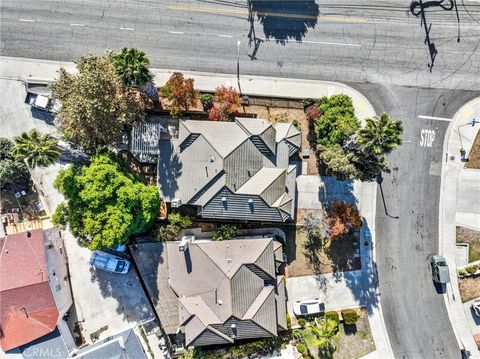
[89,251,130,274]
[430,255,450,284]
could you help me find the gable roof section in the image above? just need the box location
[236,117,271,136]
[235,167,285,197]
[0,229,59,351]
[182,120,248,157]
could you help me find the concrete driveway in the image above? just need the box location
[286,270,364,315]
[296,175,360,210]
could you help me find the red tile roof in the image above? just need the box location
[0,229,59,352]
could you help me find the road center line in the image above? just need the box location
[70,23,86,27]
[218,34,233,38]
[19,19,35,22]
[169,31,184,34]
[257,37,361,47]
[418,115,452,122]
[119,27,135,31]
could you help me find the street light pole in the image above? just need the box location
[236,40,242,97]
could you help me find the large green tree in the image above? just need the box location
[51,54,145,153]
[0,137,28,187]
[356,112,404,155]
[315,94,360,148]
[53,152,159,250]
[12,130,60,168]
[111,48,153,88]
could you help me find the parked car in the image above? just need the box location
[24,91,62,113]
[293,299,325,317]
[472,299,480,317]
[430,255,450,284]
[89,251,130,274]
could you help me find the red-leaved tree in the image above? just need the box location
[208,86,241,121]
[326,200,362,239]
[160,72,198,118]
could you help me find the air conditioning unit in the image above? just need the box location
[171,199,182,208]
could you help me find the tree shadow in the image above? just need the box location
[318,177,357,209]
[248,0,319,46]
[343,218,380,312]
[157,139,182,199]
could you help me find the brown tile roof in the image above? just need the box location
[0,229,59,351]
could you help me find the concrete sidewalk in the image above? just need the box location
[440,96,480,357]
[0,55,393,358]
[0,56,375,122]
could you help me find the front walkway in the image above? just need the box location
[440,96,480,356]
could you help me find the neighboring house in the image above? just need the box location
[131,236,287,349]
[154,118,300,222]
[0,228,73,353]
[71,328,148,359]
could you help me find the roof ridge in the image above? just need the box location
[242,285,274,320]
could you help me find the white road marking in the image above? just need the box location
[119,27,134,31]
[70,23,86,27]
[418,115,452,122]
[19,19,35,22]
[218,34,233,38]
[420,129,436,147]
[258,37,361,47]
[169,31,184,34]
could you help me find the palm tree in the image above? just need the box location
[356,112,404,156]
[111,48,153,88]
[310,318,340,358]
[12,129,60,168]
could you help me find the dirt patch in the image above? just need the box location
[465,130,480,169]
[456,226,480,263]
[286,228,360,277]
[459,275,480,302]
[333,308,376,359]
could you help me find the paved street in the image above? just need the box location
[358,84,480,358]
[1,0,480,90]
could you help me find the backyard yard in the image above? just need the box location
[459,276,480,303]
[286,227,361,277]
[292,308,375,359]
[456,226,480,263]
[465,130,480,169]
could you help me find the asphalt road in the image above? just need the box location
[1,0,480,90]
[355,84,480,359]
[2,1,480,358]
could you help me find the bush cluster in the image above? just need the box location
[341,309,359,325]
[466,265,479,274]
[325,311,339,324]
[297,318,307,327]
[296,343,308,357]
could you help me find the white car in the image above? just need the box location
[89,251,130,274]
[472,299,480,317]
[293,299,325,317]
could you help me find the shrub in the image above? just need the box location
[297,318,307,328]
[341,309,359,325]
[296,343,308,357]
[208,105,223,121]
[458,268,468,276]
[302,98,316,109]
[466,265,478,274]
[358,329,368,340]
[286,313,292,328]
[212,224,237,241]
[168,212,192,229]
[292,119,301,132]
[305,105,320,122]
[200,93,214,111]
[325,311,339,324]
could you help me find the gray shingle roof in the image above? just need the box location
[157,118,299,222]
[167,238,285,347]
